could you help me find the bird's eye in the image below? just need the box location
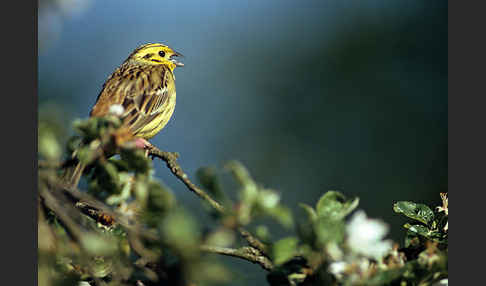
[158,51,166,57]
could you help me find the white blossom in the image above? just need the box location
[433,278,448,286]
[328,261,347,279]
[346,210,392,260]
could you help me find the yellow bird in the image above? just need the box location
[63,43,184,187]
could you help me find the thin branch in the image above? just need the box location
[39,186,84,243]
[238,227,269,255]
[147,145,270,257]
[200,245,273,271]
[40,171,160,243]
[147,147,225,213]
[41,172,165,277]
[74,200,159,262]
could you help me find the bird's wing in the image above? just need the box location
[90,65,174,136]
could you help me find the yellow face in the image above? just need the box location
[128,43,184,71]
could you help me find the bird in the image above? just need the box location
[62,43,184,188]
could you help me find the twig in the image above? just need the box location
[39,186,84,243]
[40,171,160,242]
[74,200,159,261]
[238,227,269,255]
[200,245,273,271]
[40,171,165,279]
[147,147,225,213]
[147,145,270,257]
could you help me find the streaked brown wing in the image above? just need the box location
[122,84,170,134]
[90,64,172,136]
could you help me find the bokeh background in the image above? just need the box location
[38,0,447,284]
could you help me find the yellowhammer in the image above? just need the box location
[63,43,184,187]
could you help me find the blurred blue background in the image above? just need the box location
[39,0,447,284]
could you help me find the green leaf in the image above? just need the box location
[272,236,299,265]
[108,157,131,172]
[196,167,224,200]
[342,197,359,218]
[205,228,235,248]
[299,203,318,222]
[71,116,122,153]
[225,160,256,188]
[404,223,447,244]
[103,161,119,182]
[315,217,345,245]
[404,230,422,248]
[192,261,232,284]
[90,257,114,278]
[120,148,151,174]
[147,181,175,212]
[258,189,281,209]
[105,172,132,204]
[133,176,149,206]
[267,206,294,228]
[101,161,122,192]
[66,135,82,154]
[404,223,430,235]
[393,201,435,226]
[161,209,200,259]
[143,181,176,227]
[38,125,62,161]
[80,234,118,256]
[255,225,271,242]
[73,118,97,139]
[364,265,410,286]
[316,191,359,220]
[77,144,99,165]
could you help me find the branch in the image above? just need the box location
[40,173,167,282]
[45,140,273,271]
[200,245,273,271]
[238,227,269,255]
[147,145,270,257]
[39,186,84,243]
[147,147,225,213]
[40,171,160,242]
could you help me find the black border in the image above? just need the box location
[449,0,483,284]
[2,0,37,285]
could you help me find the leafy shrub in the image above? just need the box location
[38,115,448,286]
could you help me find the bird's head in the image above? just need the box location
[127,43,184,71]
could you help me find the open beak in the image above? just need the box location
[170,51,184,67]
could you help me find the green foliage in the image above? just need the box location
[38,122,63,161]
[161,208,201,259]
[73,115,122,142]
[394,199,448,245]
[38,115,448,286]
[393,201,435,226]
[197,167,225,202]
[298,191,358,249]
[272,237,299,266]
[315,191,359,220]
[226,160,294,228]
